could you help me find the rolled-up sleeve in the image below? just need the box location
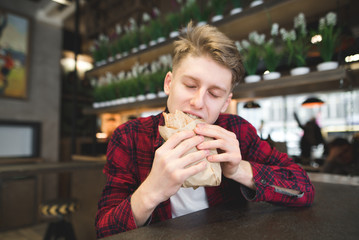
[238,121,315,207]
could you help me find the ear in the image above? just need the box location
[220,93,233,113]
[164,71,172,95]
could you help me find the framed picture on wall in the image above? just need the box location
[0,8,30,99]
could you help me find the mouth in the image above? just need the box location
[184,111,201,120]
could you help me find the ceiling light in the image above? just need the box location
[301,97,324,108]
[311,34,322,44]
[345,54,359,63]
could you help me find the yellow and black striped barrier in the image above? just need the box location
[41,200,77,217]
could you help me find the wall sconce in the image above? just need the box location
[301,97,324,108]
[60,50,93,79]
[243,101,261,109]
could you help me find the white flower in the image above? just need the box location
[151,61,158,73]
[143,69,150,75]
[142,12,151,22]
[249,31,265,45]
[117,71,125,80]
[235,41,242,52]
[131,62,142,78]
[90,78,97,87]
[127,72,133,79]
[115,24,122,35]
[271,23,279,36]
[98,76,106,86]
[248,31,258,42]
[124,25,130,33]
[288,30,296,41]
[153,7,161,17]
[241,39,250,49]
[319,17,326,31]
[257,33,265,45]
[99,34,108,42]
[280,28,296,41]
[105,72,114,84]
[326,12,337,26]
[294,13,307,36]
[129,18,137,32]
[294,13,305,28]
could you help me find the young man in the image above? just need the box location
[95,22,315,238]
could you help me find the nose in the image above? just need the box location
[190,89,205,109]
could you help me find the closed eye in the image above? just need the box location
[209,92,220,98]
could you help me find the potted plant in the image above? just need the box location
[262,23,283,80]
[139,25,151,50]
[90,34,109,66]
[119,33,131,57]
[210,0,227,22]
[236,31,265,83]
[136,74,147,101]
[148,19,165,45]
[280,13,311,75]
[165,12,181,38]
[230,0,243,15]
[315,12,341,71]
[190,1,211,26]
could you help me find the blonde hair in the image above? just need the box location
[172,22,244,89]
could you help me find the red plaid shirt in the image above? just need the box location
[95,113,314,238]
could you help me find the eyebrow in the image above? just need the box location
[182,75,228,94]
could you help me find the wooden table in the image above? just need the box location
[102,181,359,240]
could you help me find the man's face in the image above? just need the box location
[164,55,233,124]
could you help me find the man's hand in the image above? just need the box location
[194,123,256,190]
[131,130,208,227]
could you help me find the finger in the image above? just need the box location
[171,135,205,157]
[162,130,195,150]
[207,153,227,163]
[180,160,207,179]
[207,152,241,164]
[197,138,223,150]
[195,123,234,139]
[179,150,209,169]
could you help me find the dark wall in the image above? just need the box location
[0,0,62,201]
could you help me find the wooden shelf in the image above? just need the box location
[217,0,349,40]
[83,0,357,115]
[83,96,167,115]
[86,40,174,79]
[86,0,350,79]
[83,68,359,115]
[232,68,359,99]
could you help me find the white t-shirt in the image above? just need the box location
[170,186,209,218]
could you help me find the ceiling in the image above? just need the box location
[33,0,171,38]
[31,0,174,53]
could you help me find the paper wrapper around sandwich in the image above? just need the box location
[158,110,222,188]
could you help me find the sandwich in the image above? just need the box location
[159,110,222,188]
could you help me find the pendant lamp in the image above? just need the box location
[243,101,261,109]
[301,97,324,108]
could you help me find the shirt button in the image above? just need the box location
[260,179,267,184]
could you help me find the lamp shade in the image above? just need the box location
[243,101,261,109]
[301,97,324,108]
